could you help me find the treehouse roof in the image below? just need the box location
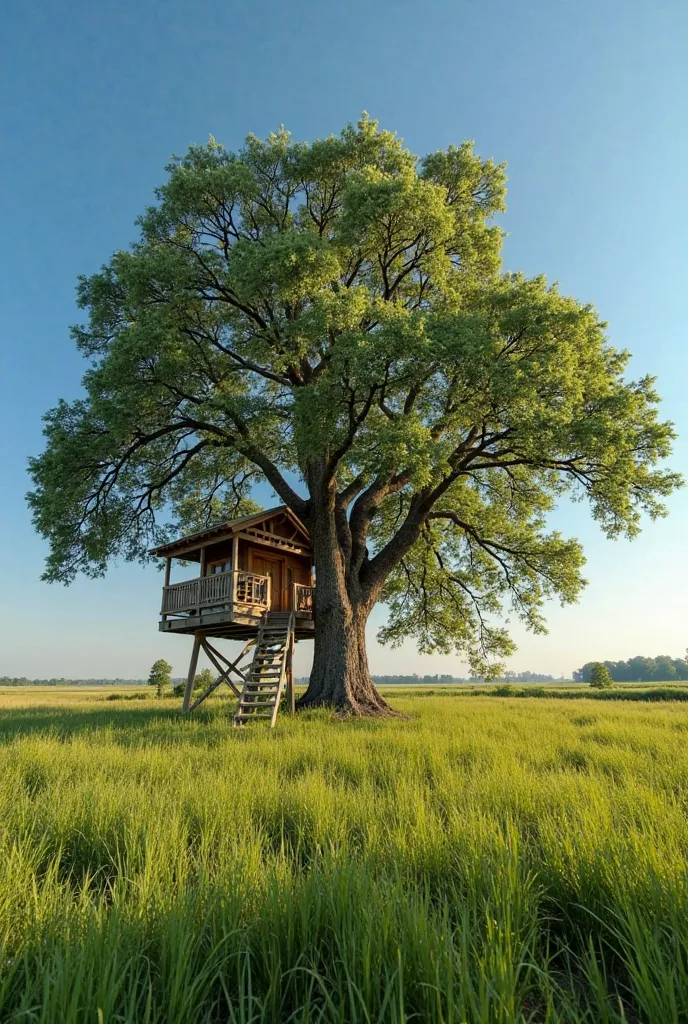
[150,506,311,559]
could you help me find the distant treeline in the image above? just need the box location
[296,672,557,685]
[574,656,688,683]
[295,674,468,685]
[496,672,556,683]
[0,678,147,687]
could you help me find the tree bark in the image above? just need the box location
[297,482,395,716]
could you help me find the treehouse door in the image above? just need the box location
[250,552,283,611]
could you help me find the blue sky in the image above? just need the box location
[1,0,686,679]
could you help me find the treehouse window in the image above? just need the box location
[209,559,232,575]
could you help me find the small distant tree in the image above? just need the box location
[194,668,215,693]
[589,662,613,689]
[148,658,172,698]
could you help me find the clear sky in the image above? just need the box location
[1,0,686,680]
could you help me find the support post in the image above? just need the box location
[162,557,171,621]
[182,633,202,712]
[230,534,238,611]
[200,546,207,577]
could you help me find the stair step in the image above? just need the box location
[233,612,293,728]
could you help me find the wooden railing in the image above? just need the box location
[162,572,314,617]
[199,570,233,608]
[293,583,314,613]
[234,571,271,608]
[162,570,269,616]
[162,578,201,615]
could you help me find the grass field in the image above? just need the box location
[1,688,687,1022]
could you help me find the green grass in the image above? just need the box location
[1,689,688,1022]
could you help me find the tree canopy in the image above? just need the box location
[148,659,172,697]
[589,662,614,689]
[28,116,680,693]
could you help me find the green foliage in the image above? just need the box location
[28,116,680,674]
[576,654,688,682]
[148,658,172,698]
[2,691,688,1020]
[490,683,516,696]
[589,662,614,689]
[193,667,215,692]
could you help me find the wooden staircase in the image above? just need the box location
[233,612,295,727]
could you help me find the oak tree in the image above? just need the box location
[29,117,679,715]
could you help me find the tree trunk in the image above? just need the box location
[297,488,395,716]
[298,597,394,715]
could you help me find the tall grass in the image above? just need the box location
[0,691,687,1021]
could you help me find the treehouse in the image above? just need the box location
[150,507,314,724]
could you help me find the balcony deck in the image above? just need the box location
[159,569,314,641]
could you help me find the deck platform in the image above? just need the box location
[159,607,314,642]
[159,567,314,641]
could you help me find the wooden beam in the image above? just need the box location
[200,546,207,577]
[236,529,309,555]
[182,634,202,712]
[155,532,233,560]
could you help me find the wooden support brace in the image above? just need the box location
[187,677,224,712]
[202,637,254,686]
[200,639,248,699]
[183,636,256,713]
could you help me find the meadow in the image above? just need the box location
[1,687,687,1022]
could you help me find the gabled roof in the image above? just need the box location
[150,505,310,557]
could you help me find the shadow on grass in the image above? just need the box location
[0,701,238,745]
